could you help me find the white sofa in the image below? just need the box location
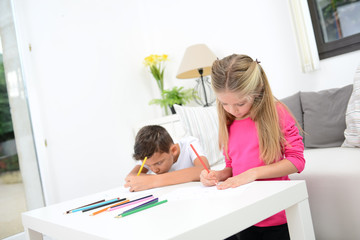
[135,109,360,240]
[290,147,360,240]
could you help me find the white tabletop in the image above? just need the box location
[22,180,313,240]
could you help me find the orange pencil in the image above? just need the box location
[90,199,130,216]
[190,144,210,173]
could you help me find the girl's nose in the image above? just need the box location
[230,105,238,114]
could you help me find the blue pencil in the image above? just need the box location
[69,198,121,213]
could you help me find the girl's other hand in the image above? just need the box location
[217,169,255,190]
[200,169,218,186]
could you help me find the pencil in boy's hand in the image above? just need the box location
[137,156,147,176]
[115,200,168,218]
[190,144,210,173]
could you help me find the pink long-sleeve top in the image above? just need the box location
[225,103,305,227]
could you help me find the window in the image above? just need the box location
[307,0,360,59]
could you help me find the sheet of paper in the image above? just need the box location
[161,182,254,201]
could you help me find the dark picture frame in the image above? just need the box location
[307,0,360,59]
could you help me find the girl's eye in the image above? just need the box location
[237,103,245,107]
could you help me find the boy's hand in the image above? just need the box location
[200,169,218,186]
[124,175,155,192]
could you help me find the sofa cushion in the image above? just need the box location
[343,65,360,147]
[300,84,353,148]
[280,92,304,140]
[173,104,224,166]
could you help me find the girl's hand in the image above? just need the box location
[217,169,256,190]
[200,169,218,186]
[124,175,155,192]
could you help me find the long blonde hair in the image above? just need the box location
[211,54,285,165]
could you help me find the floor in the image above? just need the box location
[0,171,26,239]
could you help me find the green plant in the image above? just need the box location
[149,86,196,113]
[0,55,14,143]
[143,54,170,114]
[0,155,19,173]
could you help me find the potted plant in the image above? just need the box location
[149,86,196,114]
[0,55,19,174]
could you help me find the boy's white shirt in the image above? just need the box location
[136,136,206,174]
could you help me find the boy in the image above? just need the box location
[124,125,210,192]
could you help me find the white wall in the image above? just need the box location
[12,0,360,204]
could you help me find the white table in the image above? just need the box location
[22,180,315,240]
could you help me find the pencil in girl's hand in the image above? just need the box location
[90,199,129,216]
[190,144,210,173]
[64,199,105,214]
[115,200,168,218]
[137,156,147,176]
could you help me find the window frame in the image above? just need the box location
[307,0,360,59]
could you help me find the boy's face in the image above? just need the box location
[144,151,174,174]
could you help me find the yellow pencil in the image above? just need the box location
[137,157,147,176]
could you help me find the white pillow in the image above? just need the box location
[342,65,360,147]
[173,104,224,166]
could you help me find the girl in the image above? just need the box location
[200,54,305,240]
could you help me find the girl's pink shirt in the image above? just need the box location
[225,103,305,227]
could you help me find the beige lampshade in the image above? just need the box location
[176,44,217,79]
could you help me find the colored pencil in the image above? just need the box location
[65,199,105,214]
[83,198,126,212]
[90,199,130,216]
[108,195,154,211]
[69,198,121,213]
[190,144,210,173]
[122,198,158,214]
[109,195,152,209]
[115,200,168,218]
[137,156,147,176]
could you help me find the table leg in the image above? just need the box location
[24,228,43,240]
[286,199,315,240]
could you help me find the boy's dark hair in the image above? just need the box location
[133,125,174,160]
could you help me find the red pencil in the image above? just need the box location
[190,144,210,173]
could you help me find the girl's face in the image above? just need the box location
[217,91,253,120]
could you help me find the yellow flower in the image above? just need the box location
[143,54,168,67]
[143,54,168,92]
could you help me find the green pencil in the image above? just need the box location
[115,200,168,218]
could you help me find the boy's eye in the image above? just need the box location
[156,161,163,166]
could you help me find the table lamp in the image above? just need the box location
[176,44,217,107]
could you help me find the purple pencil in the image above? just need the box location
[108,196,154,211]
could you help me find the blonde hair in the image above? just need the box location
[211,54,285,165]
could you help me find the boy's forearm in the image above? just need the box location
[152,166,205,188]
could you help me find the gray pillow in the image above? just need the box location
[300,84,353,148]
[280,92,303,131]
